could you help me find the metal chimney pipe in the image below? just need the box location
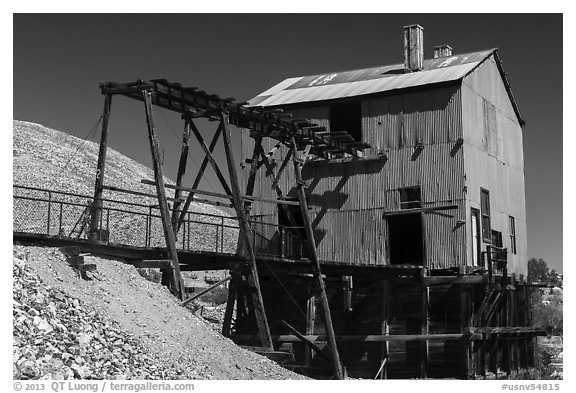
[404,24,424,72]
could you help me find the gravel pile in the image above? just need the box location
[13,251,207,380]
[13,245,306,380]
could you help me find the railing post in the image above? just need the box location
[59,202,64,237]
[187,213,191,251]
[46,191,52,235]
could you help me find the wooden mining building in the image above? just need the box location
[234,24,537,379]
[71,24,542,380]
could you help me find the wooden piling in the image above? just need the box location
[89,94,112,240]
[142,90,183,298]
[220,111,273,351]
[290,136,344,380]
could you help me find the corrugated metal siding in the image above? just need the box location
[461,57,527,275]
[240,85,466,267]
[362,86,462,154]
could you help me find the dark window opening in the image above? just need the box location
[481,188,491,242]
[471,208,481,266]
[399,186,422,210]
[329,100,362,142]
[509,216,517,254]
[387,213,424,265]
[278,199,308,258]
[491,230,503,248]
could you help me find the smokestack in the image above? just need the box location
[433,45,453,59]
[403,24,424,72]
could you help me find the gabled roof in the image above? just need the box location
[248,48,524,126]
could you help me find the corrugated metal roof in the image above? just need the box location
[248,49,495,107]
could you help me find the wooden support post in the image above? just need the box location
[290,136,344,380]
[244,136,263,210]
[460,284,473,379]
[381,279,390,379]
[176,123,223,232]
[89,94,112,241]
[305,295,316,366]
[220,111,273,351]
[222,268,240,338]
[421,284,429,379]
[171,118,191,233]
[142,90,183,298]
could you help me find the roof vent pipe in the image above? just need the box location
[433,45,453,58]
[403,24,424,72]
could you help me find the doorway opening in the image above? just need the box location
[387,213,424,265]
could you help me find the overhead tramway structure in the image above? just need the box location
[85,78,371,379]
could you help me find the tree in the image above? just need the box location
[528,257,549,284]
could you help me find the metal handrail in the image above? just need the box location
[13,185,307,258]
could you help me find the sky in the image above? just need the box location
[12,13,563,272]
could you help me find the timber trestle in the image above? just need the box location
[86,78,365,377]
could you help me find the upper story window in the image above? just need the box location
[329,100,362,142]
[509,216,517,254]
[399,186,422,209]
[481,188,491,242]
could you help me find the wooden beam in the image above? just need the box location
[382,204,459,217]
[142,90,183,299]
[171,119,191,233]
[421,286,429,379]
[222,269,240,338]
[176,122,223,232]
[234,333,478,342]
[381,279,390,379]
[188,119,234,197]
[305,295,316,366]
[280,320,330,361]
[142,179,301,206]
[181,275,231,306]
[89,94,112,241]
[244,136,263,213]
[423,275,488,286]
[221,111,273,351]
[290,136,344,380]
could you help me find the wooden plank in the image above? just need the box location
[143,90,183,298]
[290,136,344,380]
[89,94,112,240]
[181,276,231,306]
[221,111,273,351]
